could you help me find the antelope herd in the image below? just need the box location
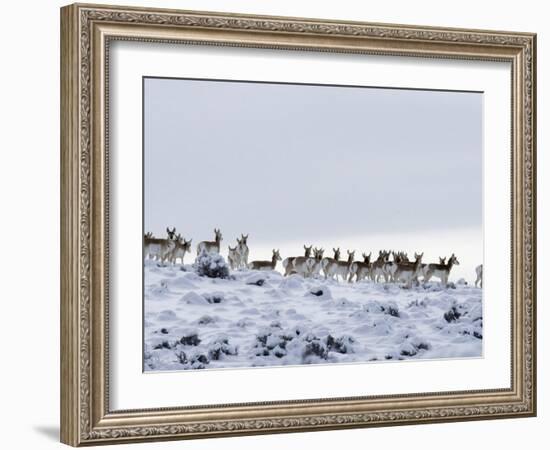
[144,228,481,288]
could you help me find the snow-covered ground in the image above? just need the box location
[144,260,483,372]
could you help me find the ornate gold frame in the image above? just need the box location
[60,3,536,446]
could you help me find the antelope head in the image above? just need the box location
[314,247,324,260]
[144,231,153,239]
[166,227,176,240]
[414,252,424,263]
[439,256,447,264]
[303,245,313,257]
[240,234,249,245]
[333,247,341,260]
[183,238,192,253]
[214,228,223,242]
[449,253,460,266]
[272,249,282,261]
[362,252,371,263]
[347,250,355,262]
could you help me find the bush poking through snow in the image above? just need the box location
[308,286,332,299]
[194,251,230,279]
[326,334,355,354]
[399,337,431,357]
[153,341,171,350]
[253,327,355,363]
[207,336,238,361]
[204,293,224,304]
[197,315,216,325]
[177,350,209,369]
[303,338,329,361]
[381,304,400,318]
[180,331,201,346]
[444,306,462,323]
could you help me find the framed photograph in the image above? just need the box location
[60,3,537,446]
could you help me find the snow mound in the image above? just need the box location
[180,291,208,305]
[157,310,177,321]
[279,275,304,289]
[245,273,268,286]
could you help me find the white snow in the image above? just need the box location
[143,260,483,372]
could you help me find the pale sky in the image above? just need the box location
[144,77,482,281]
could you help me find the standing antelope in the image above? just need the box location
[329,250,355,282]
[144,227,177,261]
[383,251,401,282]
[349,252,372,283]
[475,264,483,288]
[394,252,424,288]
[419,256,446,280]
[165,235,192,265]
[249,249,282,271]
[321,248,341,280]
[237,234,249,269]
[227,245,241,270]
[423,253,460,287]
[371,250,389,282]
[197,228,222,255]
[283,245,313,277]
[307,247,325,277]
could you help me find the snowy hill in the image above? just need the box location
[143,260,483,372]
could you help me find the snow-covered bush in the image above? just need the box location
[176,350,209,369]
[194,251,230,279]
[207,336,238,361]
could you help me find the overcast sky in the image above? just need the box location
[144,77,482,279]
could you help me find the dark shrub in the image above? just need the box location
[180,332,201,346]
[444,306,462,323]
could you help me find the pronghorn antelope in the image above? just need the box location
[249,249,282,271]
[307,247,325,277]
[371,250,389,282]
[227,245,241,270]
[197,228,222,255]
[423,253,460,286]
[237,234,249,269]
[283,245,313,277]
[382,251,401,283]
[321,248,341,280]
[475,264,483,288]
[144,227,177,261]
[349,252,372,283]
[166,227,177,240]
[165,235,192,265]
[394,252,424,288]
[419,256,446,280]
[329,250,355,282]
